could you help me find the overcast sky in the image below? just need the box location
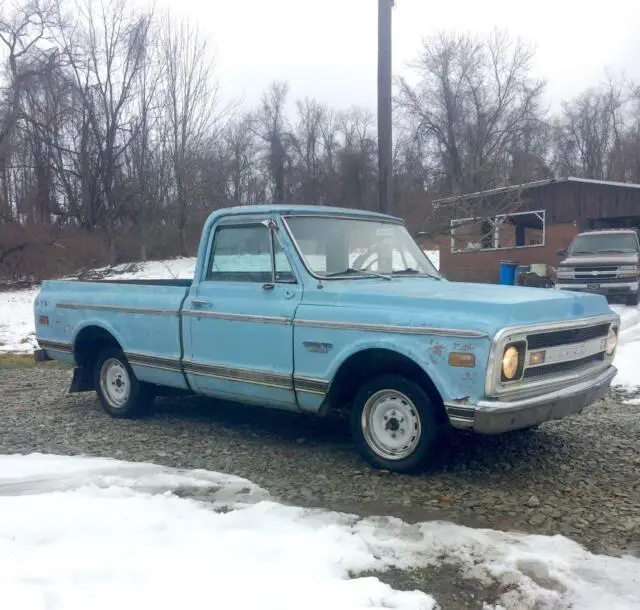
[159,0,640,113]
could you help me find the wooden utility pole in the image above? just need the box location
[378,0,394,214]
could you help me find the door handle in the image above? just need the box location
[191,299,212,308]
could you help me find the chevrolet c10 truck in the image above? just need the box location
[34,205,620,473]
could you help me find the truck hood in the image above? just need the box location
[316,278,615,335]
[560,253,639,266]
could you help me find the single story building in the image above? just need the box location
[416,177,640,284]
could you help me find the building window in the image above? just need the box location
[450,210,545,253]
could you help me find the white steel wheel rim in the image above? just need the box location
[361,389,422,461]
[100,358,131,408]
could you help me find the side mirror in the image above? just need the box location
[556,248,567,257]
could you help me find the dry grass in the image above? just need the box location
[0,354,66,369]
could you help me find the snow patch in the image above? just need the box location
[610,304,640,391]
[0,287,41,354]
[1,454,639,610]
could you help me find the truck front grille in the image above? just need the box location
[526,323,610,350]
[491,316,618,396]
[522,352,606,379]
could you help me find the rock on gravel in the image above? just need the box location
[1,365,639,560]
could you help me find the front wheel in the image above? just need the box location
[94,348,154,418]
[350,374,441,474]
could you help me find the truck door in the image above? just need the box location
[182,214,302,410]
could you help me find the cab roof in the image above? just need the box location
[210,204,403,224]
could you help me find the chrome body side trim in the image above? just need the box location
[57,303,179,317]
[126,353,183,373]
[38,339,73,354]
[182,310,291,325]
[293,318,488,339]
[183,360,293,391]
[127,353,329,396]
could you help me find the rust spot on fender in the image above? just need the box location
[430,342,445,356]
[449,396,470,405]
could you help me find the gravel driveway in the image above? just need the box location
[2,365,639,565]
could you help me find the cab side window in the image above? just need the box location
[207,223,295,283]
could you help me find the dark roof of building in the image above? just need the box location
[432,177,640,206]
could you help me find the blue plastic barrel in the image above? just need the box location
[499,260,518,285]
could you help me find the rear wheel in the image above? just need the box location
[94,348,154,418]
[627,291,640,307]
[350,373,441,473]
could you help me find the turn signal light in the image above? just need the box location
[448,352,475,368]
[529,350,546,366]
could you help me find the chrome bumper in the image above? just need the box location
[555,281,638,293]
[445,366,617,434]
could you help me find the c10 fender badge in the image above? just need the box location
[303,341,333,354]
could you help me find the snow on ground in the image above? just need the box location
[610,304,640,391]
[92,257,196,280]
[0,287,41,354]
[1,454,638,610]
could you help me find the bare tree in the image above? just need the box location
[0,0,57,220]
[255,80,290,203]
[223,113,260,205]
[553,74,629,180]
[159,11,221,256]
[55,0,153,261]
[396,29,546,196]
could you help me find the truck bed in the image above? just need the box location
[36,278,193,391]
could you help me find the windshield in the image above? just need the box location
[283,215,440,279]
[568,233,639,255]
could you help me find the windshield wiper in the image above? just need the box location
[323,267,392,281]
[596,249,631,254]
[391,267,441,280]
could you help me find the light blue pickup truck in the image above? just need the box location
[34,205,620,473]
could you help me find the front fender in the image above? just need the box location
[325,334,489,403]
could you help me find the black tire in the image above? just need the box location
[350,373,441,474]
[93,347,154,418]
[627,292,640,307]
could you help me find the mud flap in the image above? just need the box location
[34,349,52,362]
[69,367,94,393]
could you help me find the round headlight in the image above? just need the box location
[502,345,520,380]
[606,327,618,356]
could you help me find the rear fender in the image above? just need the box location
[71,318,128,358]
[68,319,128,393]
